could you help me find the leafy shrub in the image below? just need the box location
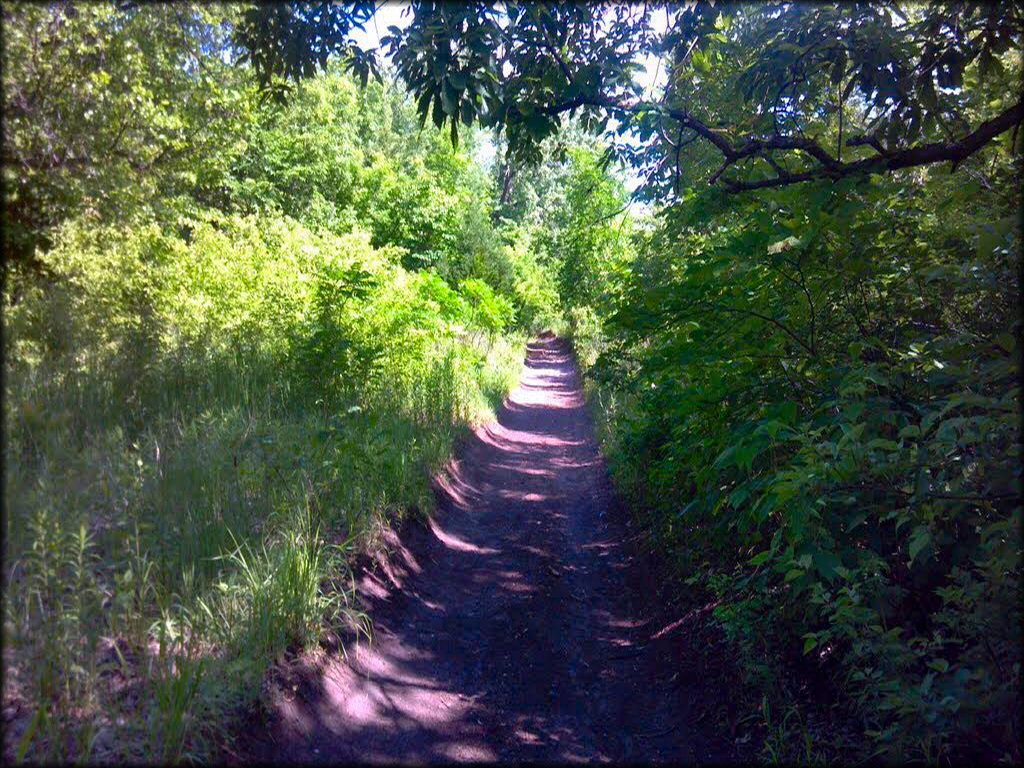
[577,166,1021,761]
[460,278,516,340]
[3,170,526,763]
[0,6,544,762]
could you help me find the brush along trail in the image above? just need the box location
[247,335,728,763]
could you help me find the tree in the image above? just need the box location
[1,3,249,265]
[232,2,1023,196]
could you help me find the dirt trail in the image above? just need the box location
[247,335,729,763]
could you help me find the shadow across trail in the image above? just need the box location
[249,334,723,763]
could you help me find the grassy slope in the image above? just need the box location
[2,213,526,762]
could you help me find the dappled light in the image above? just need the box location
[2,2,1018,764]
[249,336,718,763]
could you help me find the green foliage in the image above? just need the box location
[3,203,526,760]
[238,3,1022,188]
[489,134,634,335]
[1,3,250,263]
[493,225,563,332]
[546,147,633,311]
[232,3,378,95]
[1,6,547,760]
[4,2,1020,764]
[577,155,1021,761]
[460,278,515,339]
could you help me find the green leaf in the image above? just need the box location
[16,706,43,761]
[691,49,712,75]
[524,112,549,140]
[431,94,445,128]
[995,333,1016,353]
[908,526,931,564]
[813,550,841,581]
[750,549,773,566]
[441,83,458,115]
[866,437,899,451]
[921,672,935,695]
[778,401,798,424]
[830,53,846,85]
[803,633,818,654]
[735,441,761,471]
[448,70,468,90]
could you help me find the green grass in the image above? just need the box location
[3,340,522,761]
[2,214,527,762]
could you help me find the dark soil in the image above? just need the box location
[243,335,738,763]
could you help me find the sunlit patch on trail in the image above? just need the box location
[428,518,500,556]
[254,336,701,763]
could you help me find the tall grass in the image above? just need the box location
[2,211,524,762]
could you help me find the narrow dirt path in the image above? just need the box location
[248,335,728,763]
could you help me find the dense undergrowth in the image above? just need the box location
[1,6,557,761]
[489,8,1022,760]
[3,211,526,761]
[3,3,1021,765]
[564,142,1021,764]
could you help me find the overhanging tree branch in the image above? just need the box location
[534,87,1023,192]
[719,100,1024,192]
